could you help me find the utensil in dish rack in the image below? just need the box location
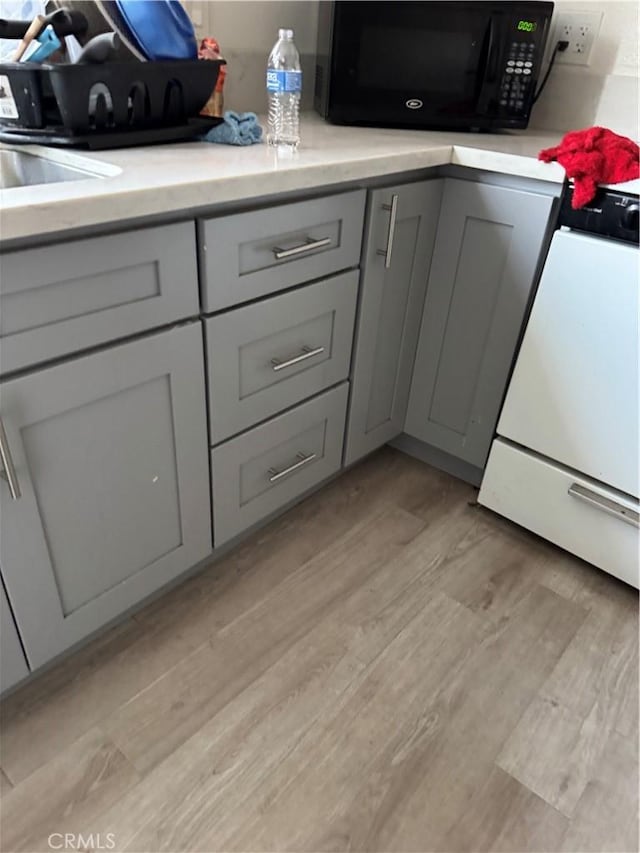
[44,0,144,60]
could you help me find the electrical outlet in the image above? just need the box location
[551,10,603,65]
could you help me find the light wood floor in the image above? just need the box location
[1,448,638,853]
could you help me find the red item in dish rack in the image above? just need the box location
[199,37,226,117]
[539,127,639,209]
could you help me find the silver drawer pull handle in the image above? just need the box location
[568,483,639,528]
[271,345,325,372]
[268,452,317,484]
[272,237,332,261]
[376,193,399,269]
[0,417,21,501]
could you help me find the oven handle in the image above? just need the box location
[568,483,639,529]
[476,13,500,113]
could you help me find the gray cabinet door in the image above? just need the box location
[404,179,554,469]
[0,323,211,669]
[345,179,443,466]
[1,580,29,695]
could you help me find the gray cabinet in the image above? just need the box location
[404,178,554,470]
[0,323,211,669]
[199,190,366,312]
[206,271,358,444]
[0,223,199,376]
[345,179,443,465]
[212,383,348,546]
[1,580,29,695]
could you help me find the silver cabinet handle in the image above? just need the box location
[272,237,332,261]
[268,452,317,484]
[0,417,21,501]
[568,483,639,528]
[376,193,399,269]
[271,345,325,372]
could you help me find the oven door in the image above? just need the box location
[497,229,639,499]
[329,1,495,128]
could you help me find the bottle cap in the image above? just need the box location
[278,29,294,39]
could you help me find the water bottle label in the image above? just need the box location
[266,70,302,93]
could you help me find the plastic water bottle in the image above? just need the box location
[266,29,302,149]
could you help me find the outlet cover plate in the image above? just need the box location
[552,10,603,65]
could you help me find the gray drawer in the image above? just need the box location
[0,222,198,375]
[211,383,348,545]
[199,190,366,312]
[206,271,358,444]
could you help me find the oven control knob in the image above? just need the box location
[622,203,639,231]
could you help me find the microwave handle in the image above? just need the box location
[477,13,500,113]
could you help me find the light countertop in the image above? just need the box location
[0,115,597,244]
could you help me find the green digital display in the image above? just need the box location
[517,20,537,32]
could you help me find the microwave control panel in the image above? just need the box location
[500,39,536,113]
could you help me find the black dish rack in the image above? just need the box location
[0,59,224,148]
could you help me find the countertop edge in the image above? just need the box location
[0,120,571,244]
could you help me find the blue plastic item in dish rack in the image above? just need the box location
[113,0,197,61]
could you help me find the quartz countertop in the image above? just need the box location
[0,115,584,244]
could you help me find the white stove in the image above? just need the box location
[480,185,639,588]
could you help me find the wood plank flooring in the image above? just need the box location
[1,447,638,853]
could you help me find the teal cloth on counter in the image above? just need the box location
[202,111,263,145]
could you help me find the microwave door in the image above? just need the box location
[330,2,491,125]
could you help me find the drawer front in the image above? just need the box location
[199,190,366,312]
[212,383,348,545]
[206,271,358,444]
[0,222,199,375]
[480,439,639,589]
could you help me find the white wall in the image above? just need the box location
[531,0,639,138]
[184,0,319,113]
[186,0,638,138]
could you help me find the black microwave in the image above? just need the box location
[314,1,554,131]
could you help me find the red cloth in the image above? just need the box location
[539,127,639,208]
